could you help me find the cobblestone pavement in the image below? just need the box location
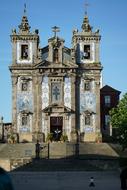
[10,171,121,190]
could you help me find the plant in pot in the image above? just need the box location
[46,133,53,142]
[60,134,68,142]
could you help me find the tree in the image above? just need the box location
[110,93,127,150]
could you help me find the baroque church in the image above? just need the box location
[9,8,102,142]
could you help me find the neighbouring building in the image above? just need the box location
[100,85,121,136]
[9,8,102,142]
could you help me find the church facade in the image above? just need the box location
[9,11,102,142]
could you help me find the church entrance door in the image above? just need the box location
[50,117,63,141]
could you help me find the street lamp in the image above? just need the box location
[0,116,4,142]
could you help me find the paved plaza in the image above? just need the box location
[10,171,121,190]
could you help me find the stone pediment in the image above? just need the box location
[20,110,33,115]
[34,60,51,68]
[42,104,74,113]
[34,60,77,69]
[83,109,96,115]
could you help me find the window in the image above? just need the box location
[21,82,28,91]
[21,45,29,59]
[105,115,110,128]
[85,115,91,125]
[104,95,111,107]
[84,82,90,91]
[83,45,90,59]
[22,116,28,126]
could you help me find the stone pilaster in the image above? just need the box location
[75,77,80,131]
[71,75,76,135]
[12,41,17,65]
[11,76,18,132]
[33,75,38,132]
[37,76,42,132]
[95,78,101,134]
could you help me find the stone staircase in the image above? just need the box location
[0,142,120,171]
[13,158,119,172]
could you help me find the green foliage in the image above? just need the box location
[60,134,68,142]
[110,93,127,149]
[46,133,53,142]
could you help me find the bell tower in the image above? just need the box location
[11,9,39,65]
[72,14,101,64]
[72,12,102,142]
[10,7,40,141]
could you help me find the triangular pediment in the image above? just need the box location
[34,59,77,69]
[83,109,95,115]
[42,104,74,113]
[34,60,51,68]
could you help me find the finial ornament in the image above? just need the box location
[18,3,30,34]
[24,3,27,15]
[52,26,60,38]
[85,1,89,15]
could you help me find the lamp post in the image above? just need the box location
[0,116,4,142]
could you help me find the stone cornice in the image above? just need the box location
[72,34,101,42]
[10,34,39,42]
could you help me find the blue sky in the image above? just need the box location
[0,0,127,122]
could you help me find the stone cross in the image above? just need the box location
[52,26,60,38]
[53,86,60,100]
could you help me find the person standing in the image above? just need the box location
[35,140,41,159]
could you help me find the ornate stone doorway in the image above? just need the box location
[50,117,63,141]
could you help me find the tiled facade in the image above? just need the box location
[9,11,102,142]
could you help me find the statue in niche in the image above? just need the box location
[53,48,59,63]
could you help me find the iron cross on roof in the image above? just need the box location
[85,1,89,15]
[24,3,27,15]
[52,26,60,38]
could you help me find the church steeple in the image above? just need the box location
[72,4,101,65]
[18,4,31,34]
[81,1,92,32]
[81,15,92,32]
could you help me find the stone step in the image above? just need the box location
[0,142,120,171]
[13,158,119,172]
[0,142,119,158]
